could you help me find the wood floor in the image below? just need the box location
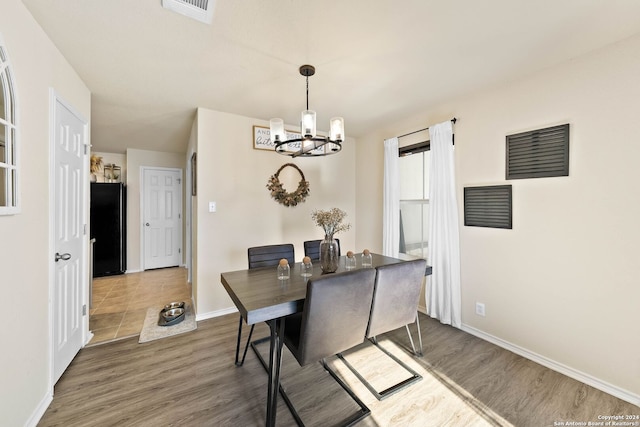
[40,309,638,426]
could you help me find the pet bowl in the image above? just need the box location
[162,307,185,321]
[163,301,185,311]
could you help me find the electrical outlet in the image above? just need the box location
[475,302,486,317]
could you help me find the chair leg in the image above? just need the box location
[404,311,423,357]
[235,315,255,367]
[415,311,423,356]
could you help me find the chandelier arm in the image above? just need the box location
[274,137,342,158]
[294,137,327,158]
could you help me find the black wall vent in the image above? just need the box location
[464,185,512,229]
[506,124,569,180]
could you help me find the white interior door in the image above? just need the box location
[143,167,182,270]
[52,95,87,383]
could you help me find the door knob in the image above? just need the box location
[145,222,150,226]
[55,252,71,262]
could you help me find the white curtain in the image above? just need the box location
[427,121,461,328]
[383,137,399,257]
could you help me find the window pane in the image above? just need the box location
[0,122,6,164]
[399,153,424,200]
[0,70,5,121]
[400,201,429,258]
[8,126,14,165]
[9,168,16,206]
[0,168,6,206]
[422,201,430,257]
[423,150,430,199]
[4,66,14,123]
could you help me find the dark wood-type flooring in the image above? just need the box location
[39,307,638,426]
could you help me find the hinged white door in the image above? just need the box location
[53,96,87,383]
[142,168,182,270]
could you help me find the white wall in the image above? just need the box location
[0,1,91,425]
[356,34,640,403]
[193,108,357,316]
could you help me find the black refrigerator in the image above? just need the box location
[90,182,127,277]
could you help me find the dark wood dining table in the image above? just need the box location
[220,253,432,427]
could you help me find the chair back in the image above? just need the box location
[366,258,427,338]
[286,268,376,366]
[247,244,295,269]
[303,239,341,261]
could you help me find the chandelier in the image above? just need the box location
[270,65,344,158]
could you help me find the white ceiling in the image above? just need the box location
[21,0,640,154]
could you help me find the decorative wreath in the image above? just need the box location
[266,163,310,207]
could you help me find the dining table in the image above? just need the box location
[220,253,432,427]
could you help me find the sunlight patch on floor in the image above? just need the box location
[330,337,514,427]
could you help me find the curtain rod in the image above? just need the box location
[397,117,457,139]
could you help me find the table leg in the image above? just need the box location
[266,318,285,427]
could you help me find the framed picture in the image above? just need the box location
[191,152,197,196]
[252,125,325,155]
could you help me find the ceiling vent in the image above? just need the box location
[162,0,215,24]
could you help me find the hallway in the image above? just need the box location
[89,267,192,345]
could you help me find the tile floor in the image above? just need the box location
[89,267,192,346]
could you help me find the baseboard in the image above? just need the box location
[195,306,238,322]
[461,324,640,407]
[25,392,53,427]
[84,330,94,346]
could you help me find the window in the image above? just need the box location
[0,38,18,214]
[399,143,430,259]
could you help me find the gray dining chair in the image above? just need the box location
[338,258,427,400]
[281,268,377,426]
[248,243,295,269]
[302,238,340,262]
[235,244,295,366]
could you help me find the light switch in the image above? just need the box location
[209,201,216,212]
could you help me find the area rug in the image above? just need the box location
[138,303,197,343]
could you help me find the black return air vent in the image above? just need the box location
[506,124,569,180]
[464,185,512,229]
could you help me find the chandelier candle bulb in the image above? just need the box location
[269,118,286,144]
[301,110,316,137]
[330,117,344,142]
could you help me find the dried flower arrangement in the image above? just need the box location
[90,155,103,174]
[311,207,351,238]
